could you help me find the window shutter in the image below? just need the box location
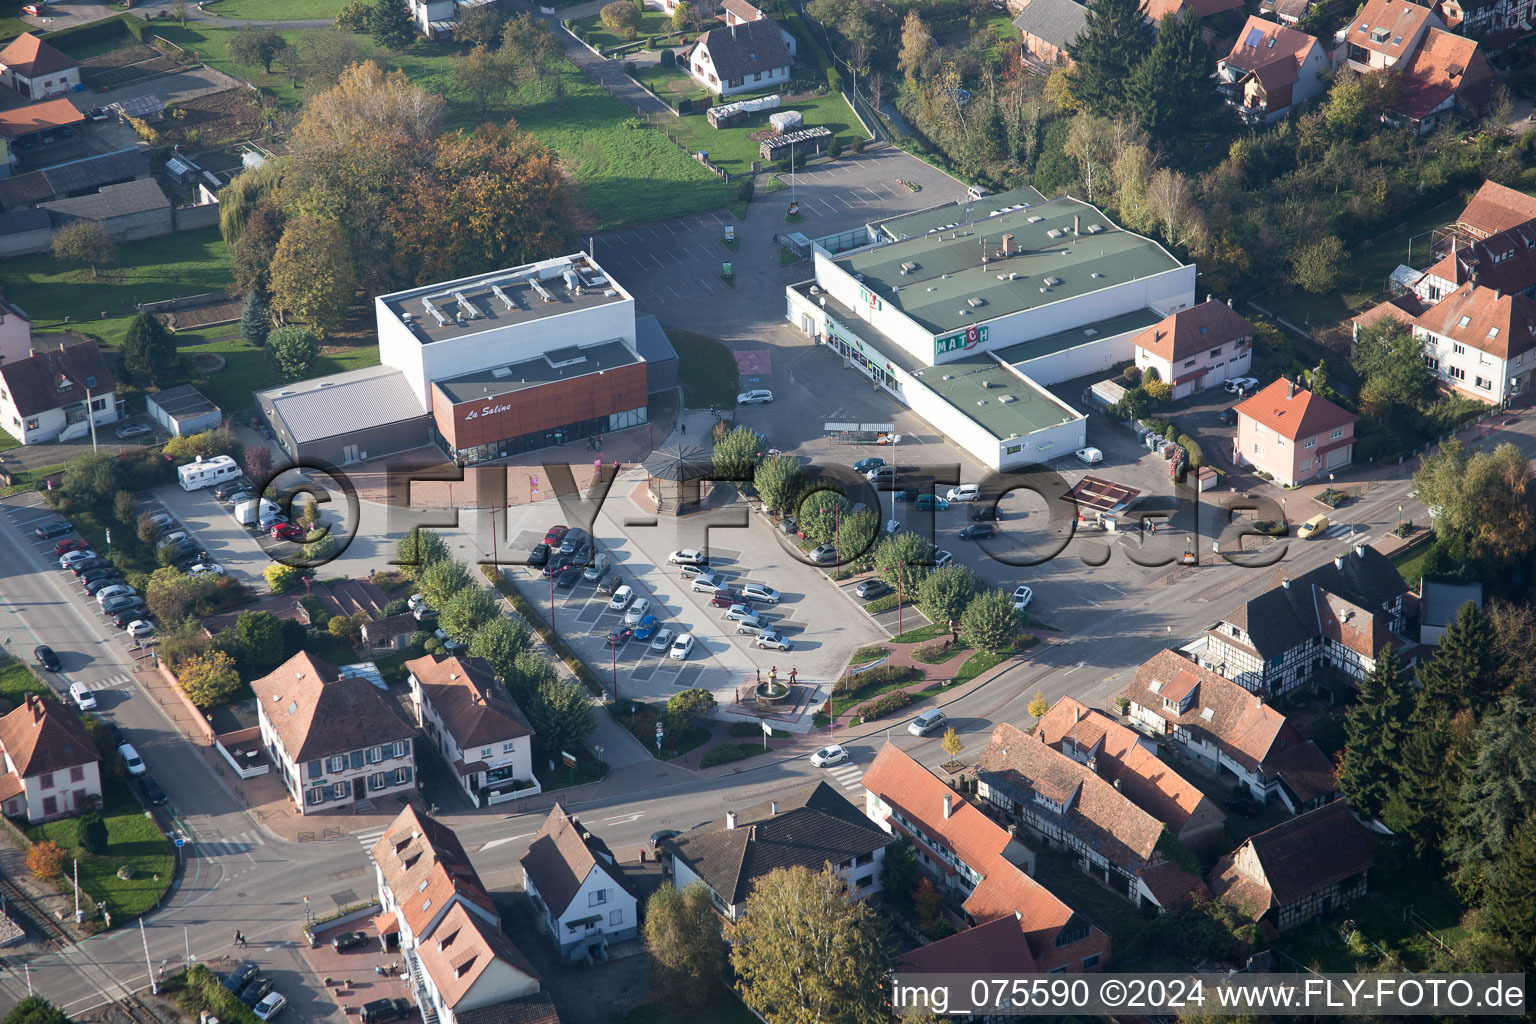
[350,750,365,771]
[308,760,323,779]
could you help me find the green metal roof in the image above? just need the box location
[833,196,1184,337]
[996,308,1165,365]
[910,354,1080,440]
[875,185,1048,241]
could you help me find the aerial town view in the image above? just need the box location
[0,0,1529,1018]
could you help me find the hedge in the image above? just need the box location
[700,742,765,768]
[850,664,924,688]
[864,594,900,615]
[854,689,913,722]
[480,566,606,698]
[167,965,262,1024]
[43,13,152,51]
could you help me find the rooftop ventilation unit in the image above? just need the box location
[563,268,581,292]
[941,274,951,279]
[491,366,513,379]
[958,309,970,315]
[1084,224,1103,234]
[491,284,518,311]
[900,261,919,273]
[927,286,938,292]
[422,297,448,326]
[1091,272,1104,279]
[1027,215,1044,223]
[1008,272,1018,281]
[603,289,617,297]
[1046,228,1062,239]
[1043,276,1062,287]
[453,291,478,319]
[1083,328,1097,337]
[976,400,987,407]
[980,380,993,388]
[966,296,986,308]
[530,279,555,303]
[942,374,954,381]
[999,394,1017,403]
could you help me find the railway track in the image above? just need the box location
[0,872,71,950]
[119,993,177,1024]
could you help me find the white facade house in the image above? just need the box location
[1412,283,1536,406]
[0,695,102,824]
[1333,0,1440,72]
[1131,300,1256,398]
[407,653,540,807]
[0,293,32,364]
[0,34,80,100]
[0,340,120,446]
[521,805,638,960]
[686,20,792,97]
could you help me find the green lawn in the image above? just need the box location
[572,10,675,52]
[891,623,945,644]
[1393,542,1435,591]
[0,659,56,709]
[954,648,1007,686]
[613,988,760,1024]
[631,63,711,108]
[0,229,232,350]
[665,89,866,177]
[28,781,175,919]
[208,0,347,18]
[176,335,380,414]
[668,330,739,409]
[831,668,933,717]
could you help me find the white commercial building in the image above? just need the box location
[786,189,1196,471]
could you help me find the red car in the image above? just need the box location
[270,522,306,542]
[53,538,87,555]
[709,589,742,608]
[543,525,568,547]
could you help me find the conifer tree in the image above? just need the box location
[1066,0,1153,118]
[1338,645,1411,817]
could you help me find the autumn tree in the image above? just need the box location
[228,28,288,73]
[1289,235,1347,294]
[1028,691,1050,718]
[643,882,723,1005]
[146,567,208,626]
[177,650,242,708]
[941,726,964,758]
[266,325,320,380]
[961,589,1021,653]
[270,217,356,335]
[245,444,273,489]
[600,0,642,34]
[229,196,286,296]
[264,562,300,594]
[670,1,691,31]
[452,44,506,119]
[51,219,115,277]
[27,840,66,882]
[303,28,362,86]
[122,312,176,385]
[897,10,932,90]
[456,1,507,48]
[370,0,415,50]
[729,865,891,1024]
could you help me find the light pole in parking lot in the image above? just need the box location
[879,565,903,634]
[549,570,556,637]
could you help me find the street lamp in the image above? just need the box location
[549,569,556,637]
[1398,504,1404,534]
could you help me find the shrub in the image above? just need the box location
[737,177,755,203]
[699,742,766,768]
[28,840,66,881]
[826,135,841,159]
[625,61,636,73]
[77,812,108,855]
[1143,377,1173,403]
[646,35,657,47]
[855,689,913,722]
[1177,434,1205,470]
[827,68,842,92]
[1122,365,1142,385]
[263,563,299,594]
[864,594,899,614]
[678,97,692,114]
[660,47,675,67]
[850,138,864,154]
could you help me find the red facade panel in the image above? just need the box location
[433,362,649,452]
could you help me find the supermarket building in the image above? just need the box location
[787,189,1196,470]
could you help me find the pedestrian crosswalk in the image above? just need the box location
[192,830,266,858]
[93,674,132,692]
[825,763,865,793]
[354,826,389,859]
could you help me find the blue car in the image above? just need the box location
[915,494,950,511]
[634,614,658,641]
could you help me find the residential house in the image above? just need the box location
[1012,0,1088,67]
[1419,580,1483,645]
[413,904,560,1024]
[722,0,797,55]
[1455,179,1536,240]
[404,0,449,35]
[900,911,1042,974]
[1413,283,1536,404]
[1144,0,1245,20]
[664,781,892,920]
[0,290,31,364]
[1216,18,1331,123]
[1434,0,1534,39]
[0,340,119,445]
[1120,651,1339,813]
[407,653,540,807]
[975,723,1176,904]
[1415,222,1536,305]
[1387,27,1494,133]
[1200,544,1409,695]
[1131,299,1255,394]
[0,149,151,213]
[1035,698,1226,853]
[1333,0,1441,72]
[1232,378,1356,486]
[1209,802,1372,930]
[685,20,791,97]
[372,804,499,952]
[1350,293,1424,340]
[863,743,1112,973]
[1259,0,1313,26]
[250,652,417,815]
[0,694,101,824]
[0,33,80,100]
[363,613,419,654]
[520,805,638,959]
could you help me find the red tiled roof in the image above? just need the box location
[0,694,99,779]
[0,339,113,418]
[1415,283,1536,363]
[1352,294,1425,333]
[861,743,1012,872]
[900,913,1038,973]
[1234,379,1356,441]
[1133,300,1257,363]
[414,902,542,1011]
[1424,222,1536,299]
[1457,180,1536,238]
[722,0,764,19]
[1341,0,1433,60]
[372,805,498,941]
[961,860,1109,971]
[0,33,78,79]
[1213,802,1372,910]
[407,653,532,750]
[0,98,84,140]
[1395,27,1490,121]
[1137,861,1209,909]
[251,652,413,762]
[1144,0,1244,20]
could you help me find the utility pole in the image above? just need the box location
[86,386,98,452]
[140,917,158,995]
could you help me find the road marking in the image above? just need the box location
[1063,661,1086,674]
[604,811,644,825]
[479,831,536,852]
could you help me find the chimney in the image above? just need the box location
[1357,544,1367,558]
[1287,378,1297,398]
[1227,297,1234,308]
[1281,578,1290,589]
[1073,705,1082,722]
[770,801,778,816]
[943,793,953,819]
[1001,233,1015,255]
[726,811,738,830]
[26,693,42,722]
[1112,778,1121,791]
[1335,556,1344,570]
[1073,214,1081,236]
[1087,755,1097,772]
[1206,293,1213,304]
[1256,695,1265,706]
[750,825,757,840]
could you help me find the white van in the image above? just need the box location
[234,497,284,528]
[177,455,241,491]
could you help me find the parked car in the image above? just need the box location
[1298,514,1329,540]
[85,576,129,596]
[687,569,722,590]
[1218,408,1238,426]
[270,522,306,542]
[605,626,633,646]
[157,531,189,549]
[669,633,696,660]
[1075,446,1104,465]
[79,566,124,585]
[737,389,773,404]
[34,521,72,540]
[624,599,651,625]
[633,615,658,641]
[137,775,168,807]
[584,553,611,581]
[240,978,275,1008]
[529,543,550,567]
[252,991,287,1021]
[359,998,413,1023]
[111,610,144,629]
[958,524,994,541]
[608,585,634,611]
[723,603,759,624]
[53,538,87,555]
[222,962,259,994]
[60,549,96,568]
[68,681,96,710]
[331,930,369,952]
[100,594,145,614]
[709,589,743,608]
[599,574,621,596]
[571,542,596,567]
[969,505,1000,521]
[853,457,884,475]
[543,525,568,548]
[559,527,587,555]
[741,583,780,604]
[908,708,947,737]
[126,620,155,639]
[945,484,979,502]
[555,565,581,589]
[115,423,153,439]
[119,743,146,776]
[214,481,249,501]
[650,627,675,653]
[433,628,464,651]
[189,563,224,578]
[69,558,111,576]
[866,465,896,483]
[145,512,175,532]
[933,550,954,568]
[855,579,891,600]
[1011,585,1033,611]
[541,555,570,579]
[808,544,837,564]
[649,829,680,849]
[755,630,792,651]
[668,549,708,566]
[893,486,919,503]
[34,646,60,672]
[1226,376,1259,394]
[915,494,949,511]
[810,744,849,767]
[95,584,135,605]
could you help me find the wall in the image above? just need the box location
[173,203,220,231]
[1015,328,1141,387]
[0,223,52,258]
[434,360,649,451]
[0,309,32,365]
[157,663,217,743]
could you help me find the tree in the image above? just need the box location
[304,28,362,86]
[122,312,176,385]
[336,0,370,30]
[457,1,507,47]
[644,882,723,1005]
[797,488,848,545]
[468,616,533,681]
[1067,0,1153,118]
[1479,815,1536,964]
[240,288,270,348]
[245,444,272,490]
[501,15,562,98]
[1289,234,1347,294]
[712,425,760,485]
[1416,599,1495,720]
[1445,690,1536,898]
[1323,71,1371,138]
[666,688,717,734]
[27,840,65,882]
[916,564,980,631]
[301,533,339,566]
[506,649,558,707]
[51,219,115,277]
[1458,443,1536,567]
[419,557,473,610]
[941,726,964,759]
[398,528,450,577]
[897,10,932,90]
[1125,11,1212,148]
[601,0,642,32]
[961,589,1022,654]
[113,489,138,526]
[270,217,356,336]
[76,810,108,855]
[230,196,285,296]
[176,651,242,708]
[1028,690,1050,719]
[438,586,498,642]
[1353,318,1436,428]
[527,678,594,760]
[228,28,288,73]
[328,612,364,643]
[729,865,891,1024]
[452,44,506,119]
[370,0,416,50]
[4,996,71,1024]
[146,567,206,626]
[233,611,286,674]
[879,835,919,915]
[265,324,320,381]
[670,1,691,30]
[1338,645,1412,818]
[753,455,803,515]
[870,531,935,601]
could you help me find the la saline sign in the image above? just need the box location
[464,402,514,421]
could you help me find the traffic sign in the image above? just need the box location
[174,838,185,848]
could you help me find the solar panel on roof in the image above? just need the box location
[1245,27,1263,46]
